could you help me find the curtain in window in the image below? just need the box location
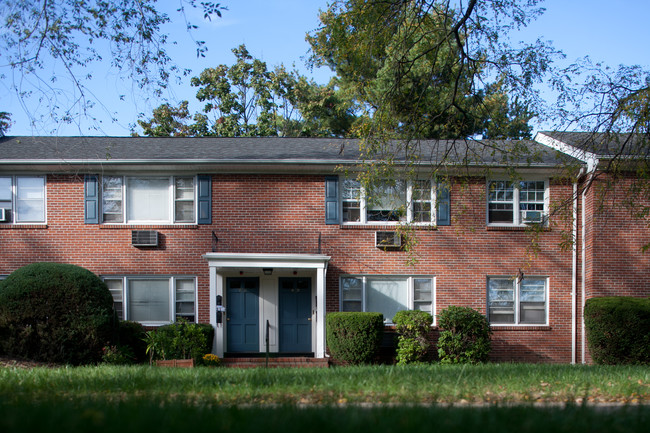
[366,278,408,322]
[127,178,169,222]
[128,279,170,322]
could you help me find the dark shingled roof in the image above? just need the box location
[539,131,650,159]
[0,135,569,167]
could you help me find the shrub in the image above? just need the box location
[437,306,491,364]
[393,310,433,365]
[101,345,135,365]
[115,320,148,363]
[0,262,116,365]
[585,297,650,364]
[326,312,383,365]
[145,319,213,364]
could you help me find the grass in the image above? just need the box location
[1,363,649,432]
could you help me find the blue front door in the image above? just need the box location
[279,278,312,353]
[226,278,259,353]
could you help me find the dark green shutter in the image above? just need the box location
[325,176,339,225]
[84,175,99,224]
[436,182,450,226]
[197,175,212,224]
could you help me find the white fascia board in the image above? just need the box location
[534,132,599,173]
[203,252,331,270]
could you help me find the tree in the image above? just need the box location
[136,44,356,137]
[0,112,10,136]
[307,0,538,142]
[0,0,226,133]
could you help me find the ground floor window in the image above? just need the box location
[103,276,196,325]
[487,276,547,325]
[340,276,434,324]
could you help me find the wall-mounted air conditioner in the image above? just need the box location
[131,230,159,247]
[375,231,402,249]
[521,210,544,224]
[0,208,9,222]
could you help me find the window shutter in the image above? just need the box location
[84,175,99,224]
[436,182,450,226]
[197,175,212,225]
[325,176,339,225]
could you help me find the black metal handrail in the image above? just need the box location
[265,319,270,368]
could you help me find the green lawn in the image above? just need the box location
[1,363,649,432]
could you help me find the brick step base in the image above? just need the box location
[221,356,330,368]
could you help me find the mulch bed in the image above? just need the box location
[0,356,59,369]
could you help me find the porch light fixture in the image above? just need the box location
[263,268,273,275]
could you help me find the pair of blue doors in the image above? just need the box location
[226,277,312,353]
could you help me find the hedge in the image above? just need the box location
[326,312,383,364]
[437,305,491,364]
[585,296,650,364]
[0,262,116,365]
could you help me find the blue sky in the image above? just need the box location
[2,0,649,136]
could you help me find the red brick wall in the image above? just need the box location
[0,173,578,362]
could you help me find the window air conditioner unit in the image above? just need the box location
[375,231,402,249]
[0,208,9,222]
[131,230,159,247]
[522,210,544,224]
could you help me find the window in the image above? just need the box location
[487,180,547,225]
[0,176,46,223]
[342,179,443,224]
[487,277,547,325]
[104,276,196,325]
[340,276,435,323]
[101,176,195,224]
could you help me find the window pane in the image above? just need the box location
[520,279,546,302]
[367,181,406,222]
[366,278,408,323]
[488,278,515,324]
[414,278,432,302]
[342,179,361,222]
[128,279,170,322]
[175,278,195,322]
[102,176,123,223]
[488,181,514,224]
[16,177,45,222]
[341,277,362,301]
[174,177,195,223]
[0,177,11,201]
[105,279,124,320]
[127,177,170,222]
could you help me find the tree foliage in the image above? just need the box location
[307,0,541,141]
[136,44,356,137]
[0,0,225,132]
[0,112,11,136]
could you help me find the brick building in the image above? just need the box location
[0,134,647,363]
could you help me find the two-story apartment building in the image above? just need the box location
[0,134,647,363]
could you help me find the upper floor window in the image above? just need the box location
[102,176,195,224]
[487,180,547,226]
[0,176,46,223]
[487,276,547,325]
[342,179,444,224]
[104,276,196,325]
[340,275,434,324]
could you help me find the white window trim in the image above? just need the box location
[103,276,197,326]
[487,276,549,326]
[101,175,198,225]
[341,179,438,225]
[339,275,436,325]
[0,175,47,224]
[486,178,549,227]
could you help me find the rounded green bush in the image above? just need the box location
[437,305,491,364]
[0,262,116,365]
[585,296,650,364]
[326,312,383,364]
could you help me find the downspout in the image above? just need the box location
[571,180,578,364]
[581,157,598,364]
